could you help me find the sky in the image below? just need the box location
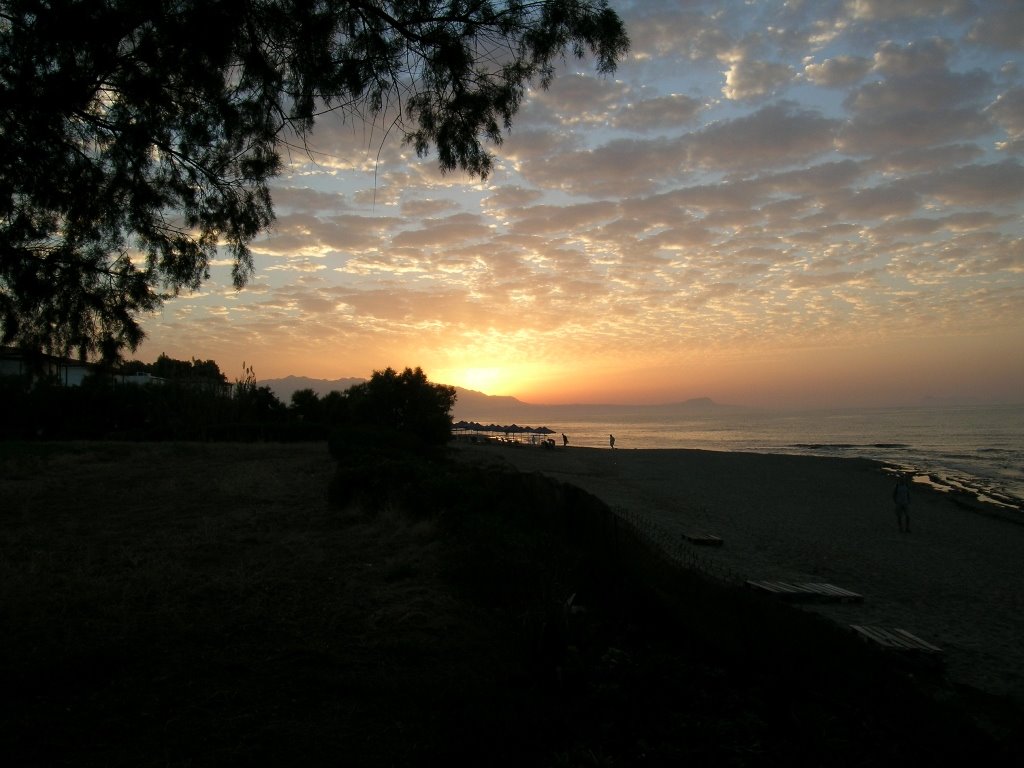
[137,0,1024,408]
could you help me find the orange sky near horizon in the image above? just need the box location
[431,330,1024,407]
[135,1,1024,409]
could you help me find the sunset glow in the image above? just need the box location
[138,0,1024,408]
[438,367,515,396]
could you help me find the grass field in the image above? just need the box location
[1,442,519,765]
[1,441,1020,766]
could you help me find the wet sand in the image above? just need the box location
[452,442,1024,703]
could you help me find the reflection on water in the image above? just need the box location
[457,403,1024,511]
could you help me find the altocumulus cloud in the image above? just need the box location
[140,0,1024,406]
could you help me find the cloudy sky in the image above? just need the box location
[139,0,1024,408]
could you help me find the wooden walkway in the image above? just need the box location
[746,580,864,603]
[850,625,943,654]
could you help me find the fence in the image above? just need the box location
[609,504,744,586]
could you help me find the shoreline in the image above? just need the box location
[454,433,1024,516]
[452,442,1024,705]
[5,440,1018,763]
[453,401,1024,509]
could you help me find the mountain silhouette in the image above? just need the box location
[258,375,727,418]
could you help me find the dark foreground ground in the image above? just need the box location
[1,441,1021,766]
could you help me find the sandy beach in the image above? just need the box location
[453,442,1024,704]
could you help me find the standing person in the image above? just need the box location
[561,433,568,447]
[893,474,911,532]
[609,434,615,449]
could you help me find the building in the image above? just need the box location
[0,347,95,386]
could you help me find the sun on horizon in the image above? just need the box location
[134,1,1024,411]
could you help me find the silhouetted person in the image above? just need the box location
[609,434,615,449]
[562,433,568,447]
[893,474,911,532]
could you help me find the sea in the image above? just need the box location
[455,403,1024,513]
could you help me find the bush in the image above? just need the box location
[327,431,458,515]
[344,367,456,448]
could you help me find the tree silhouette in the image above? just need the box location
[0,1,628,362]
[150,353,227,383]
[345,366,456,446]
[289,387,322,422]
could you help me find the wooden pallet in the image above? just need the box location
[746,580,864,603]
[682,531,723,546]
[850,625,943,654]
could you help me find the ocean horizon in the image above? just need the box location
[453,402,1024,513]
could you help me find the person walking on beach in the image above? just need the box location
[609,434,615,449]
[893,474,911,532]
[562,433,568,447]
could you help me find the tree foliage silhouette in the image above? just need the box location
[0,0,628,362]
[345,366,456,446]
[289,387,322,422]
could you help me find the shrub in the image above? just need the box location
[344,367,456,448]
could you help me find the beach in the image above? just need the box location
[3,440,1021,763]
[452,442,1024,704]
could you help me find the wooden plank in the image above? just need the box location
[797,583,864,602]
[774,582,806,595]
[864,627,916,650]
[747,580,863,602]
[852,625,898,647]
[878,629,917,649]
[746,580,799,595]
[851,625,943,654]
[851,625,884,643]
[892,628,943,653]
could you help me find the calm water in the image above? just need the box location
[458,404,1024,511]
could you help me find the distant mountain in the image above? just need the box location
[258,375,366,402]
[452,394,735,422]
[257,375,527,412]
[649,397,724,411]
[498,396,730,412]
[451,387,528,415]
[257,375,729,418]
